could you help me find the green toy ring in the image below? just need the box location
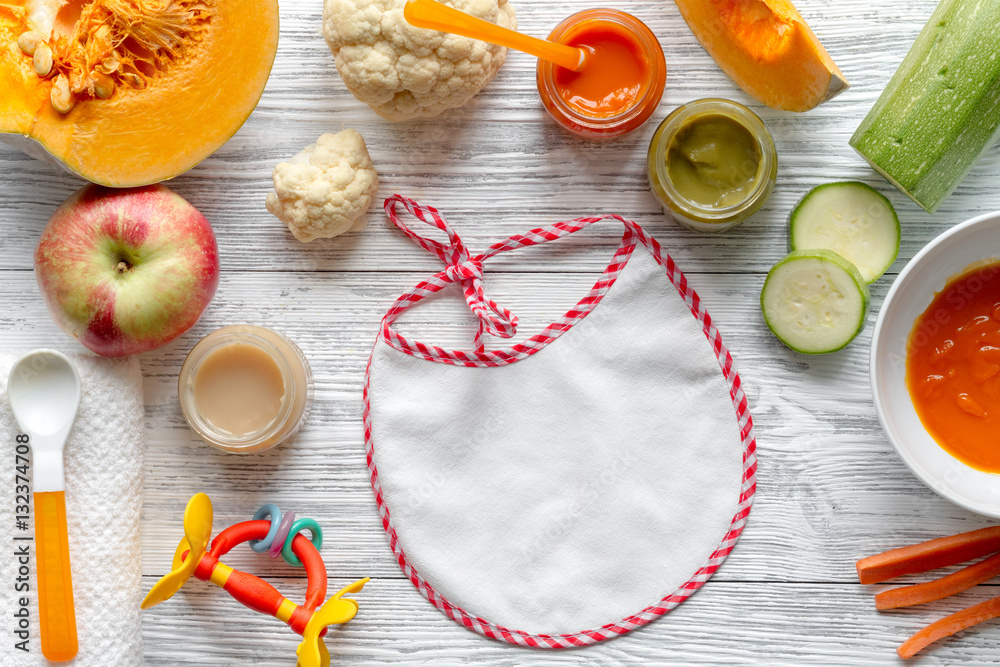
[282,517,323,567]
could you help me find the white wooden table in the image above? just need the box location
[3,0,1000,663]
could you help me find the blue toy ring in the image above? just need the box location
[249,504,282,553]
[282,517,323,567]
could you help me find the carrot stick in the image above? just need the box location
[857,526,1000,585]
[897,595,1000,659]
[877,552,1000,610]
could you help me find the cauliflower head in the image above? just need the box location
[266,129,379,243]
[323,0,517,121]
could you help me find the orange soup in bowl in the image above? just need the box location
[907,261,1000,471]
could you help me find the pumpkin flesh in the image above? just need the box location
[673,0,848,112]
[0,2,46,133]
[0,0,279,187]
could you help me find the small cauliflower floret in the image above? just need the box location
[323,0,516,121]
[266,129,379,243]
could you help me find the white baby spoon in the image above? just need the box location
[8,349,81,662]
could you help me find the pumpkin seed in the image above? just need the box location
[91,24,113,54]
[93,72,115,99]
[51,74,76,114]
[121,72,146,89]
[96,54,121,75]
[17,31,47,56]
[32,42,53,77]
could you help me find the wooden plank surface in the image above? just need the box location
[2,0,1000,664]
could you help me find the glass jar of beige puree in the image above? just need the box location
[648,98,777,232]
[179,325,313,454]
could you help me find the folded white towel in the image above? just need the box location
[0,354,144,666]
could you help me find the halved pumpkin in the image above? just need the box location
[673,0,848,112]
[0,0,279,187]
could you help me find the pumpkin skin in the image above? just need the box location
[0,0,279,187]
[673,0,848,112]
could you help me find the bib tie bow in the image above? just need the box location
[384,195,518,353]
[443,258,484,283]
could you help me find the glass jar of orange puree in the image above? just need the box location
[537,9,666,141]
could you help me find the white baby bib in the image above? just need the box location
[365,196,757,647]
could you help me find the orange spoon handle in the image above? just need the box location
[404,0,586,71]
[34,491,78,661]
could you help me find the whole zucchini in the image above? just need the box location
[850,0,1000,213]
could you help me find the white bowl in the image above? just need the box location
[871,211,1000,517]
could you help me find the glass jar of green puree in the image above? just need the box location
[647,99,777,232]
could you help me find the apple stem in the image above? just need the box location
[117,261,131,274]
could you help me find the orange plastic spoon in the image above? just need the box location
[8,350,81,662]
[404,0,587,72]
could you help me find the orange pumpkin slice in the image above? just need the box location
[0,0,279,187]
[673,0,848,112]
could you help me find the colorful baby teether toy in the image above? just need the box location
[141,493,367,667]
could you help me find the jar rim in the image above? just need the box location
[178,325,305,452]
[650,98,777,222]
[538,9,665,129]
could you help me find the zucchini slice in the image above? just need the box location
[789,182,900,284]
[761,250,870,354]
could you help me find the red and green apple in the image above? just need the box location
[34,184,220,357]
